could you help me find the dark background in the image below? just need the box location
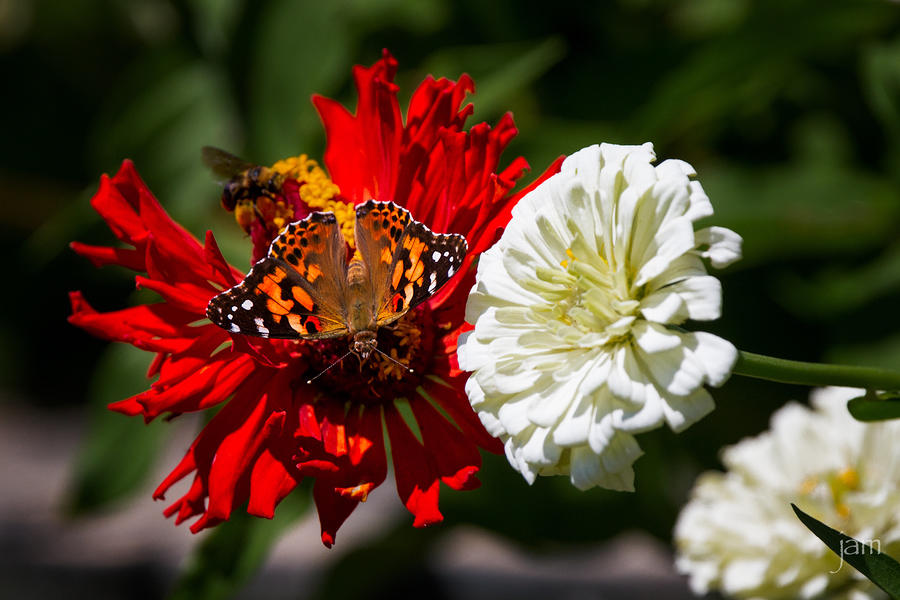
[2,0,899,598]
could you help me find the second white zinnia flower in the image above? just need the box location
[457,143,742,491]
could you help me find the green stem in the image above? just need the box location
[734,351,900,391]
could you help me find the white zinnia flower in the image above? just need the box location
[457,143,742,491]
[675,387,900,599]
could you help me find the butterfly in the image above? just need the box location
[206,200,467,363]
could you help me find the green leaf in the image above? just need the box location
[67,344,169,514]
[847,391,900,422]
[791,503,900,598]
[168,489,309,600]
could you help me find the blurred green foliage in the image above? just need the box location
[4,0,900,597]
[66,342,170,514]
[169,489,309,600]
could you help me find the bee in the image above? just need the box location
[201,146,287,233]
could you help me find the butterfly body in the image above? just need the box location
[345,259,378,358]
[207,200,467,363]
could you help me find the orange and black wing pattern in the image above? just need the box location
[354,200,467,327]
[354,200,412,317]
[207,212,349,339]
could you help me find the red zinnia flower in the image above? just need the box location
[69,50,563,547]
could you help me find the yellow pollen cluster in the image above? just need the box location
[255,195,294,233]
[377,319,423,382]
[272,154,356,247]
[799,466,862,520]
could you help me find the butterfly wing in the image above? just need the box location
[354,200,412,316]
[207,212,350,339]
[354,200,467,328]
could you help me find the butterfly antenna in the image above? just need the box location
[306,350,354,384]
[373,348,414,374]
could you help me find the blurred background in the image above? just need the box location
[2,0,900,598]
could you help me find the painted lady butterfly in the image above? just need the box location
[206,200,467,361]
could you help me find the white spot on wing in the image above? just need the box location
[227,314,233,320]
[428,271,437,292]
[448,266,455,277]
[432,250,441,261]
[254,317,269,335]
[231,305,238,312]
[230,324,240,332]
[242,299,253,310]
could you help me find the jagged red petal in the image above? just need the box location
[384,403,443,528]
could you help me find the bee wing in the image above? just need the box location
[201,146,256,180]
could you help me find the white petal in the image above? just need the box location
[635,336,707,398]
[600,430,643,477]
[521,425,562,466]
[633,216,697,287]
[722,559,769,594]
[685,180,714,222]
[655,158,696,179]
[695,226,743,269]
[639,289,688,324]
[632,320,683,354]
[570,445,636,492]
[551,393,594,447]
[684,331,738,387]
[665,275,723,321]
[588,386,618,454]
[662,387,715,432]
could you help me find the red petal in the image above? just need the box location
[384,404,442,528]
[69,292,201,353]
[295,403,322,441]
[89,170,147,243]
[121,354,257,420]
[410,396,481,491]
[69,241,145,271]
[313,479,360,548]
[203,230,240,287]
[247,448,301,519]
[206,406,285,521]
[135,276,210,314]
[421,372,503,454]
[319,402,349,457]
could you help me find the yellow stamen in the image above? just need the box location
[837,467,860,490]
[799,476,818,495]
[836,502,851,519]
[272,154,356,246]
[800,467,862,520]
[375,319,422,381]
[336,482,374,502]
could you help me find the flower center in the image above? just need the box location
[526,234,639,345]
[221,154,357,247]
[301,306,436,404]
[271,155,357,247]
[799,466,861,520]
